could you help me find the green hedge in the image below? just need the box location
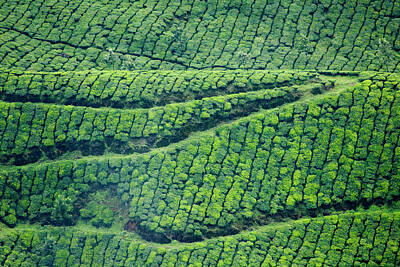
[1,78,399,242]
[0,70,317,108]
[0,0,399,72]
[1,210,399,266]
[0,85,301,165]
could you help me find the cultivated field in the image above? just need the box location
[1,0,400,266]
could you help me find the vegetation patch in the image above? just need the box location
[1,0,400,265]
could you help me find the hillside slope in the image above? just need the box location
[1,210,400,266]
[1,0,400,266]
[0,0,399,71]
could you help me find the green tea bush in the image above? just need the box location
[0,70,317,108]
[0,210,399,266]
[80,201,114,228]
[79,191,120,228]
[0,0,399,72]
[1,77,399,241]
[0,85,300,165]
[1,0,400,263]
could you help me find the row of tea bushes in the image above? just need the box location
[121,78,400,241]
[0,70,317,108]
[0,210,399,266]
[0,85,300,165]
[0,0,399,71]
[1,79,399,242]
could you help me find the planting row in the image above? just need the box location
[0,0,399,71]
[0,85,301,165]
[0,69,317,108]
[1,79,399,242]
[1,210,399,266]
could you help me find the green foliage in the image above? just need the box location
[0,70,317,109]
[0,0,399,262]
[2,76,399,245]
[80,201,114,227]
[0,0,398,71]
[0,210,399,266]
[79,191,119,228]
[375,38,398,71]
[0,79,303,165]
[50,191,75,225]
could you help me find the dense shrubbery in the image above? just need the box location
[1,76,399,243]
[0,0,399,72]
[0,85,302,165]
[0,70,317,108]
[79,190,123,228]
[1,0,400,264]
[1,210,399,266]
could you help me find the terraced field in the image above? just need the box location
[0,0,399,71]
[1,0,400,266]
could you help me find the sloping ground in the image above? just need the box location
[0,0,399,71]
[0,70,316,108]
[0,70,330,229]
[1,0,400,266]
[0,70,318,165]
[1,72,399,240]
[1,210,399,266]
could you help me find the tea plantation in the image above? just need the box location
[1,0,400,266]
